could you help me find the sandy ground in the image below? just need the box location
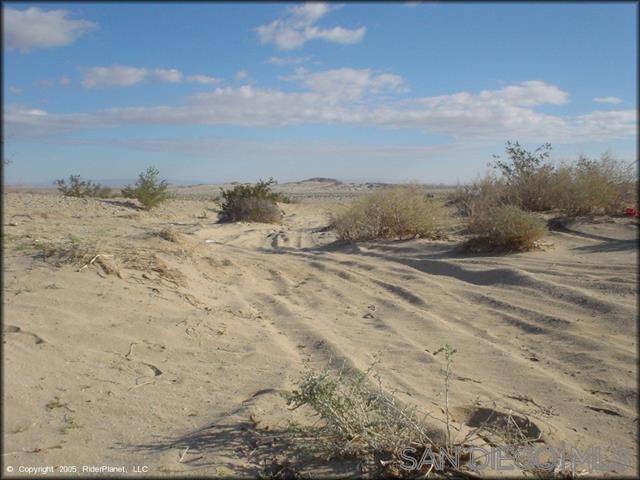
[2,184,638,477]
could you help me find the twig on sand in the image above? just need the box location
[125,342,137,359]
[128,379,155,391]
[78,254,101,272]
[178,447,189,463]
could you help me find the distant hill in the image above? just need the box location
[298,177,343,185]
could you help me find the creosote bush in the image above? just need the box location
[55,175,111,198]
[121,166,172,210]
[467,205,547,251]
[332,185,444,242]
[218,178,283,223]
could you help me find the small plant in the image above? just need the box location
[157,227,182,243]
[283,356,552,476]
[218,178,283,223]
[121,166,172,210]
[433,344,456,448]
[284,360,439,462]
[466,204,547,251]
[34,236,98,266]
[60,414,81,434]
[55,175,111,198]
[332,185,444,242]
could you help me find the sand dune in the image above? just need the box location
[3,189,637,477]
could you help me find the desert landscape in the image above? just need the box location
[2,177,637,477]
[3,2,637,478]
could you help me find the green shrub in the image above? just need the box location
[284,361,439,461]
[55,175,111,198]
[332,185,444,242]
[492,141,557,211]
[121,166,172,210]
[218,178,283,223]
[467,204,547,251]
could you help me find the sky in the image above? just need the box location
[2,2,637,185]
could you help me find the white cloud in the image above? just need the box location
[187,74,223,85]
[478,80,568,106]
[283,67,407,102]
[593,96,623,105]
[151,68,183,83]
[9,86,22,94]
[59,76,71,86]
[235,70,249,81]
[4,78,636,145]
[82,65,225,88]
[267,55,311,66]
[82,65,148,88]
[570,109,637,140]
[4,7,97,53]
[256,3,366,50]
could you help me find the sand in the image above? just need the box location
[2,184,637,477]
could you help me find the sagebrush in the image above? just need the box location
[332,185,444,242]
[121,166,172,210]
[218,178,283,223]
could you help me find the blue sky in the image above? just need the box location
[3,2,637,184]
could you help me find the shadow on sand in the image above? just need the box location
[98,199,145,211]
[119,418,361,477]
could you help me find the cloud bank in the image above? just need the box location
[5,75,636,145]
[4,7,97,52]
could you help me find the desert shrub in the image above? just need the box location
[492,141,557,211]
[284,361,440,463]
[32,236,98,266]
[448,174,506,219]
[157,227,182,243]
[332,185,444,242]
[121,166,172,210]
[218,178,283,223]
[552,153,637,216]
[467,204,547,251]
[457,143,637,218]
[272,192,293,204]
[55,175,111,198]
